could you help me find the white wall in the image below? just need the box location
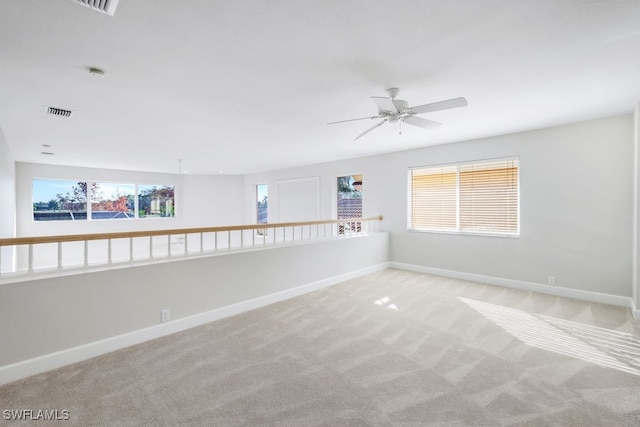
[15,162,245,237]
[0,128,15,238]
[0,233,389,382]
[276,177,320,222]
[244,158,389,224]
[246,114,634,298]
[179,174,244,227]
[634,104,640,313]
[0,127,16,273]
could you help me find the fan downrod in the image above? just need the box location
[386,87,400,99]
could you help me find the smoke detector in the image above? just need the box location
[71,0,120,16]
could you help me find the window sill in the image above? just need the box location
[407,228,519,238]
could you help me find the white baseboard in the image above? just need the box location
[390,262,634,310]
[632,298,640,320]
[0,262,389,386]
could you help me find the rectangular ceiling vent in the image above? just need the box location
[45,106,74,118]
[71,0,120,16]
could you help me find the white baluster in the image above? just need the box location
[57,242,62,270]
[28,244,34,273]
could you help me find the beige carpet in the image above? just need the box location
[2,269,640,426]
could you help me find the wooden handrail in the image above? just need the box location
[0,216,383,247]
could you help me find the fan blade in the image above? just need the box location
[371,96,397,112]
[403,115,442,130]
[354,119,387,141]
[328,115,380,125]
[407,97,468,115]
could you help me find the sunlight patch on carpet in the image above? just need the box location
[458,297,640,376]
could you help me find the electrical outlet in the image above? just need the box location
[548,276,556,286]
[161,309,170,323]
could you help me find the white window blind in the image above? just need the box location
[411,165,458,231]
[410,157,519,235]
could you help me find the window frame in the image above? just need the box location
[32,179,176,222]
[256,183,268,225]
[90,181,136,220]
[407,157,520,237]
[32,178,89,222]
[336,174,363,219]
[336,174,363,235]
[137,184,176,219]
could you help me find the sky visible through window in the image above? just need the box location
[32,179,77,203]
[95,183,134,200]
[33,180,134,203]
[257,184,268,203]
[256,184,268,224]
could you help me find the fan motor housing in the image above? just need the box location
[392,99,408,111]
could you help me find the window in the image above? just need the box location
[91,182,135,220]
[337,175,363,234]
[337,175,362,219]
[32,179,88,221]
[409,157,519,235]
[256,184,268,224]
[32,179,176,221]
[138,185,175,218]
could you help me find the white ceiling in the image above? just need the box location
[1,0,640,175]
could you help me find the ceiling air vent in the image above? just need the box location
[45,106,74,118]
[71,0,120,16]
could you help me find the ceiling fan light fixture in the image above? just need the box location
[328,88,467,141]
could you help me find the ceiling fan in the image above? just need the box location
[328,88,468,141]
